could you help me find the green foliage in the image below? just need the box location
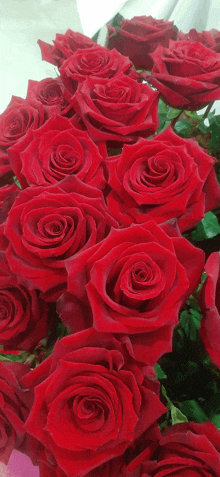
[178,400,208,422]
[174,120,192,137]
[0,351,28,363]
[179,305,202,341]
[191,211,220,241]
[162,386,188,425]
[13,176,22,189]
[208,115,220,150]
[155,363,167,379]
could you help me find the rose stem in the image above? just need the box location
[203,101,215,119]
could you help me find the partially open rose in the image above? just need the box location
[8,115,105,189]
[143,40,220,109]
[106,126,220,231]
[126,422,220,477]
[59,46,138,95]
[65,221,204,364]
[38,30,96,67]
[21,328,165,477]
[2,176,117,300]
[72,74,159,143]
[107,16,177,71]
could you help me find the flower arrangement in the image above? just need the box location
[1,14,220,477]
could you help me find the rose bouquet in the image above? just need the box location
[1,14,220,477]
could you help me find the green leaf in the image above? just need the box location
[155,363,167,379]
[167,108,182,119]
[158,120,171,133]
[191,211,220,241]
[178,400,208,422]
[212,414,220,428]
[0,354,12,362]
[179,308,202,341]
[174,121,191,137]
[184,110,200,119]
[171,405,188,425]
[13,176,22,189]
[196,121,207,134]
[208,115,220,149]
[161,386,188,424]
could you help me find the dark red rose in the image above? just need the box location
[72,74,159,143]
[126,422,220,477]
[178,28,220,53]
[38,449,126,477]
[65,221,204,364]
[59,46,138,94]
[21,328,166,477]
[0,183,19,208]
[26,78,73,116]
[0,96,47,178]
[8,115,105,189]
[199,252,220,368]
[107,16,177,71]
[142,40,220,110]
[106,126,220,231]
[2,176,117,300]
[0,361,34,465]
[0,251,49,351]
[38,30,96,67]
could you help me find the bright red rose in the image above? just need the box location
[38,447,126,477]
[0,96,47,178]
[126,421,220,477]
[26,78,73,116]
[178,28,220,53]
[143,40,220,110]
[199,252,220,368]
[106,126,220,231]
[72,74,159,143]
[38,30,96,67]
[21,328,166,477]
[65,221,205,364]
[107,16,177,71]
[0,361,35,465]
[59,46,138,95]
[0,251,49,351]
[2,176,117,300]
[8,116,105,189]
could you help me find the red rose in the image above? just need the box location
[26,78,73,116]
[0,183,19,208]
[38,30,96,67]
[59,46,138,94]
[21,328,166,477]
[8,116,105,189]
[0,251,49,351]
[65,221,204,364]
[143,40,220,110]
[0,96,47,178]
[2,176,117,300]
[107,16,177,71]
[0,361,34,465]
[199,252,220,368]
[72,74,159,143]
[127,422,220,476]
[38,455,126,477]
[178,28,220,53]
[106,126,220,231]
